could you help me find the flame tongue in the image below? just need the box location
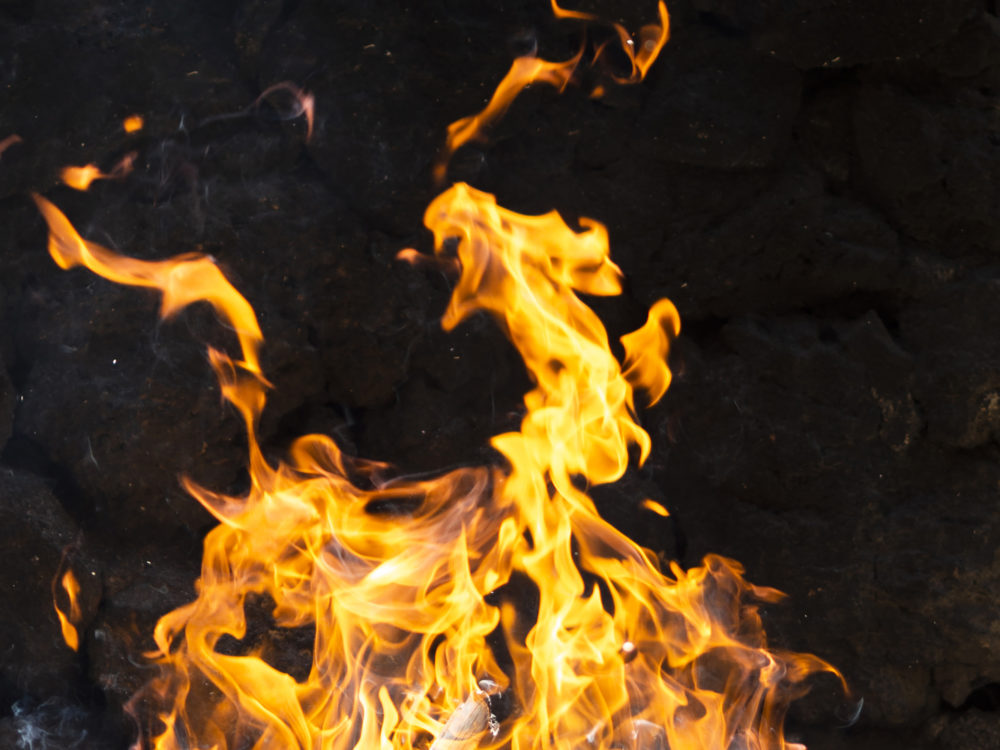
[37,174,839,748]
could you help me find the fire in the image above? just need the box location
[434,2,669,181]
[124,115,145,133]
[36,181,840,747]
[35,2,843,746]
[54,568,82,652]
[0,133,23,158]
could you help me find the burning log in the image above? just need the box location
[429,690,495,750]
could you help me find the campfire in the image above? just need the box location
[34,3,845,748]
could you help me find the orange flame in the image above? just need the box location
[33,194,266,381]
[0,133,23,158]
[61,151,137,191]
[641,499,670,517]
[36,177,841,748]
[256,82,315,142]
[434,2,669,182]
[53,568,82,652]
[124,115,145,133]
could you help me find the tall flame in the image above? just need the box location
[60,152,138,191]
[36,178,840,748]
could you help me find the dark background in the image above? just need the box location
[1,0,998,747]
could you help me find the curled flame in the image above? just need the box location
[36,179,841,748]
[0,134,23,158]
[434,2,670,182]
[256,82,315,142]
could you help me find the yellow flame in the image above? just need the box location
[0,133,23,158]
[61,164,106,191]
[36,178,841,748]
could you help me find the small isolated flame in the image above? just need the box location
[35,2,842,746]
[36,180,840,748]
[53,568,82,652]
[60,151,138,191]
[641,499,670,518]
[0,133,23,158]
[124,115,145,133]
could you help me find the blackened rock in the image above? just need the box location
[900,278,1000,450]
[933,709,1000,749]
[662,311,912,513]
[233,0,286,78]
[636,22,801,170]
[916,13,1000,79]
[742,0,979,70]
[85,550,200,712]
[872,467,1000,711]
[794,79,855,185]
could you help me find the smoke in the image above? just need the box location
[8,698,91,750]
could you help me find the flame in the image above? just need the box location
[256,82,315,142]
[36,176,841,748]
[53,568,82,652]
[124,115,145,133]
[550,1,671,83]
[0,133,23,158]
[32,193,266,380]
[60,151,137,191]
[434,2,669,182]
[641,499,670,518]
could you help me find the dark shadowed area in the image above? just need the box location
[0,0,998,748]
